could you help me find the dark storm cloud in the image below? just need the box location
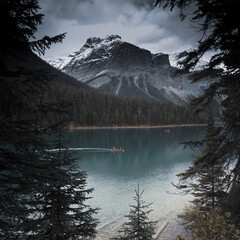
[39,0,154,23]
[37,0,157,42]
[136,5,201,50]
[126,0,154,9]
[38,0,198,42]
[37,0,200,58]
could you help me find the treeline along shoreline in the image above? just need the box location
[38,82,206,128]
[67,123,207,130]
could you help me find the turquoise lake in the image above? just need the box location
[64,127,204,239]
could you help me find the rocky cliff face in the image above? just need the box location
[47,35,208,105]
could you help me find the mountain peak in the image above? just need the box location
[105,35,121,41]
[85,37,102,46]
[67,35,123,62]
[84,35,122,48]
[46,36,209,106]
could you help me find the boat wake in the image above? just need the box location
[47,148,113,153]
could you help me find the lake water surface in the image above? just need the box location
[64,127,204,239]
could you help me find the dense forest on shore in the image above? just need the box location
[2,38,205,128]
[40,82,204,127]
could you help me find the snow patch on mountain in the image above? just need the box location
[169,54,180,68]
[70,47,92,61]
[46,35,213,106]
[115,78,122,95]
[66,35,122,66]
[46,56,72,69]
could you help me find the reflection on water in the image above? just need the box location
[64,127,204,239]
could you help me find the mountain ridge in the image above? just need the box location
[46,35,209,105]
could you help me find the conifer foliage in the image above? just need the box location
[27,128,98,240]
[0,0,98,239]
[155,0,240,228]
[177,115,228,212]
[178,207,240,240]
[48,82,204,128]
[154,0,240,187]
[1,0,66,55]
[111,185,155,240]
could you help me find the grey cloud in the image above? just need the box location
[136,31,164,45]
[39,0,154,24]
[39,0,199,45]
[135,8,201,50]
[37,0,201,58]
[122,0,154,9]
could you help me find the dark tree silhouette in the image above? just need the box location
[1,0,65,55]
[155,0,240,228]
[0,1,98,239]
[25,128,98,240]
[177,115,228,212]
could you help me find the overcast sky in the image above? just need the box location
[36,0,201,59]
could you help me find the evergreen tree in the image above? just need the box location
[0,2,66,237]
[1,0,65,55]
[155,0,240,225]
[0,69,58,239]
[26,128,98,240]
[178,207,240,240]
[0,1,98,239]
[177,115,228,212]
[111,185,156,240]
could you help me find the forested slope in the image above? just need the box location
[45,82,204,127]
[3,50,203,127]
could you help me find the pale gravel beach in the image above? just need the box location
[94,218,189,240]
[67,124,207,131]
[156,219,189,240]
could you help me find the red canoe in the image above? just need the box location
[112,148,124,152]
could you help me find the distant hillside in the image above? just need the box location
[1,50,91,90]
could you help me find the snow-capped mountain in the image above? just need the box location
[46,35,209,105]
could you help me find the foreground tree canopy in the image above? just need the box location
[155,0,240,75]
[1,0,65,55]
[155,0,240,234]
[0,0,98,239]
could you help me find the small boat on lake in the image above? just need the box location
[112,147,124,152]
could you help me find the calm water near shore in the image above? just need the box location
[63,127,204,239]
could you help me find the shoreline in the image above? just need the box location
[67,123,207,130]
